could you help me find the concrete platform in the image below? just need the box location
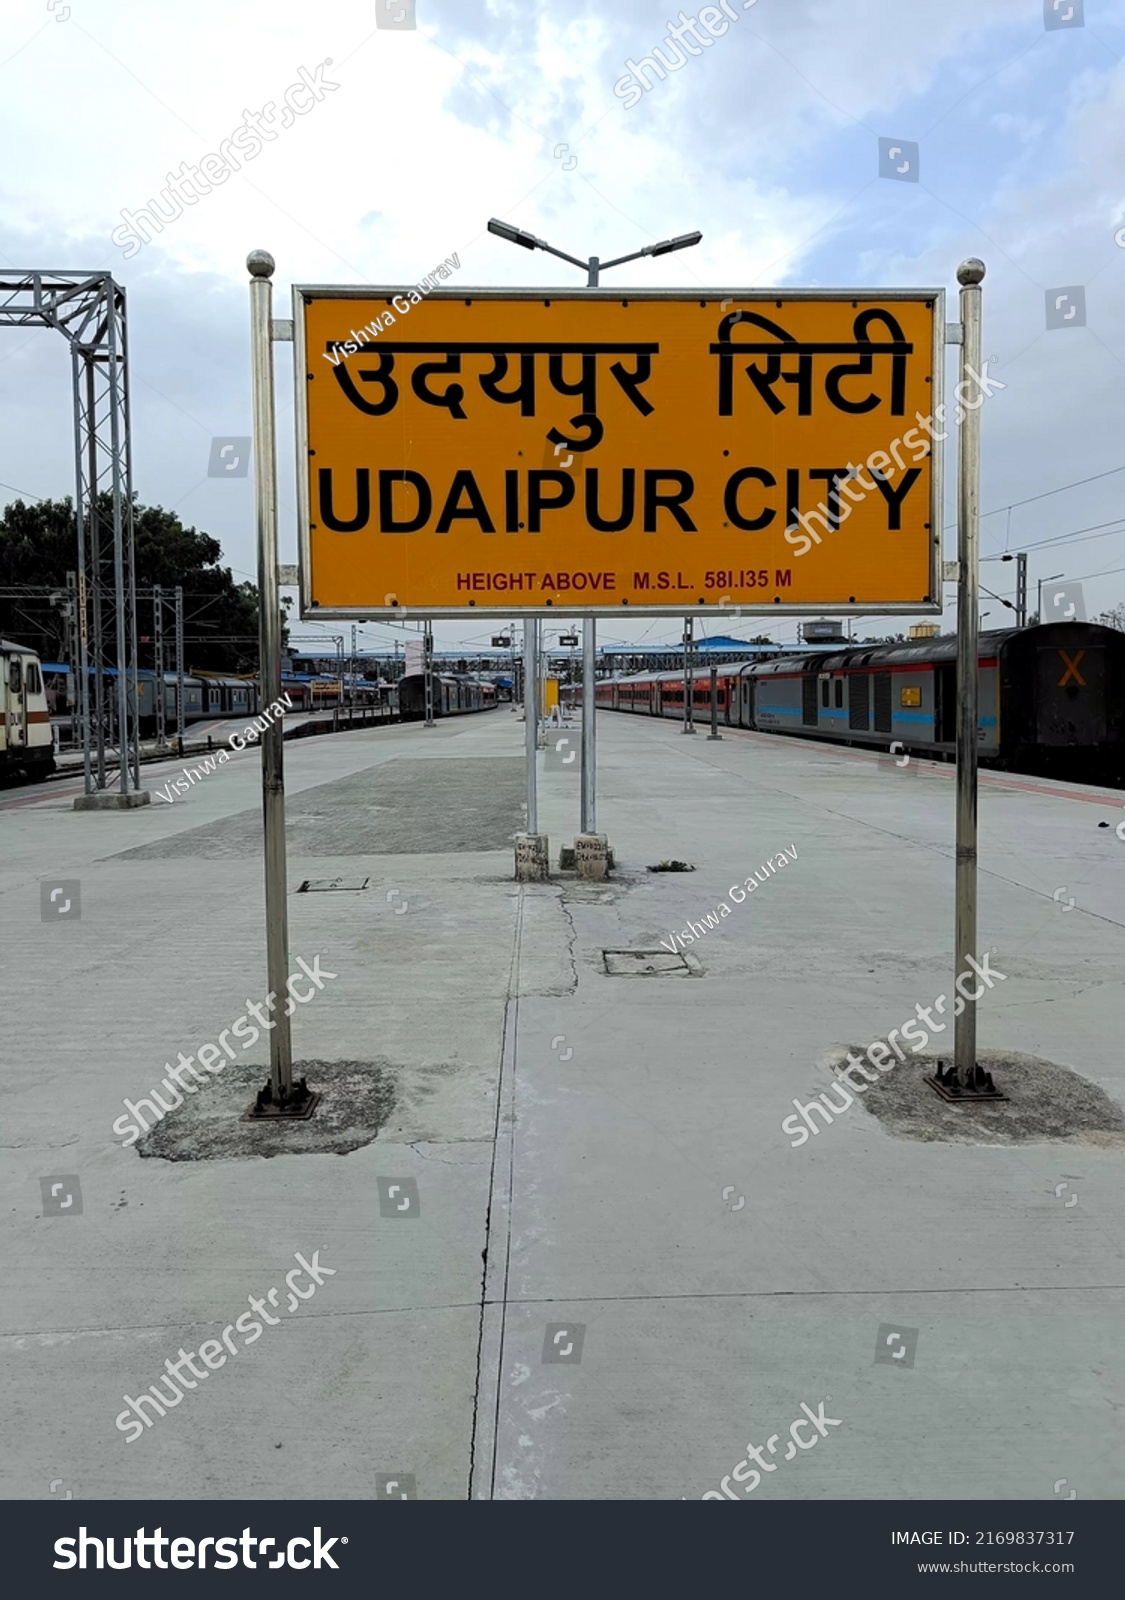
[3,707,1123,1501]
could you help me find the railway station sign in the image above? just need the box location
[294,287,944,617]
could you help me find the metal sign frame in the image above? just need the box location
[292,284,945,620]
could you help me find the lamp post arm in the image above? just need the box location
[597,248,652,273]
[536,240,590,273]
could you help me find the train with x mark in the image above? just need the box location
[588,622,1124,785]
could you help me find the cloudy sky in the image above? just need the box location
[2,0,1125,655]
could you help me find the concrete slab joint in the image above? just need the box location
[515,832,550,882]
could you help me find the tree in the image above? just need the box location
[0,494,283,673]
[1094,602,1125,631]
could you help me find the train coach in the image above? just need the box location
[194,673,255,721]
[589,622,1124,784]
[1,638,54,779]
[46,665,212,736]
[397,672,498,721]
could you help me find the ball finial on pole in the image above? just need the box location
[957,257,986,286]
[247,250,275,279]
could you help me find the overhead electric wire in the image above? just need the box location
[943,464,1125,532]
[981,516,1125,559]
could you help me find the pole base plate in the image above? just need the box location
[924,1060,1006,1103]
[244,1076,320,1121]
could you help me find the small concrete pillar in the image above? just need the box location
[515,833,550,881]
[574,832,610,881]
[73,790,152,810]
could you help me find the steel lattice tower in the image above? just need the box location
[0,271,140,792]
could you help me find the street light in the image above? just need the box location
[486,219,545,251]
[486,222,700,838]
[1036,572,1065,625]
[488,215,703,834]
[487,218,702,288]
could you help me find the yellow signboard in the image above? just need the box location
[294,288,944,617]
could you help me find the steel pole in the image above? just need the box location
[581,617,596,833]
[154,584,166,747]
[64,571,79,751]
[69,354,91,790]
[954,258,985,1089]
[174,585,184,749]
[1035,573,1064,625]
[248,249,292,1098]
[84,361,106,789]
[107,307,131,795]
[121,310,142,792]
[424,624,434,726]
[709,664,722,739]
[682,618,695,733]
[524,618,538,833]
